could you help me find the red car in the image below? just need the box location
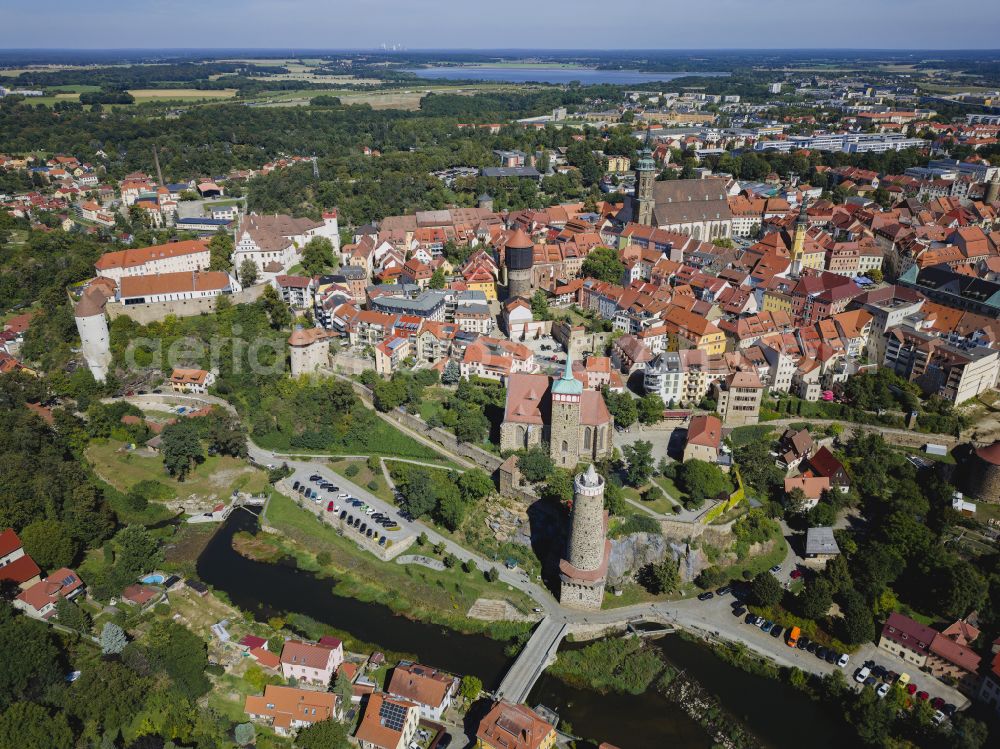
[931,697,944,710]
[790,569,803,580]
[906,684,917,695]
[917,691,929,702]
[326,501,335,512]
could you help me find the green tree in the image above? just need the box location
[750,571,783,608]
[435,489,467,531]
[100,621,128,655]
[530,289,550,318]
[460,674,483,702]
[0,701,73,749]
[372,378,407,412]
[208,230,234,271]
[457,469,493,502]
[145,620,211,698]
[238,258,259,286]
[637,393,665,425]
[113,525,162,579]
[20,519,79,569]
[603,390,637,429]
[396,468,437,519]
[622,440,654,487]
[295,719,352,749]
[441,360,461,385]
[517,446,554,483]
[260,284,292,330]
[541,468,574,505]
[54,597,90,633]
[580,246,625,283]
[67,660,148,733]
[677,459,729,502]
[640,558,680,594]
[428,267,446,289]
[950,714,989,749]
[160,418,205,480]
[454,408,489,443]
[234,722,256,747]
[0,608,63,711]
[333,669,353,716]
[840,589,876,645]
[797,578,833,620]
[301,236,336,276]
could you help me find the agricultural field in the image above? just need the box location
[127,88,238,101]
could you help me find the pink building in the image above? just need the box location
[280,638,344,686]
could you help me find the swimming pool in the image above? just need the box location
[141,574,165,585]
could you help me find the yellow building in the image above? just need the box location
[606,155,631,174]
[762,290,794,315]
[464,268,498,301]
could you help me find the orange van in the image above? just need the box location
[787,626,801,648]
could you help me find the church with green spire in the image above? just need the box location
[499,349,614,468]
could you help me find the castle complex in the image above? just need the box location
[559,463,610,610]
[499,354,614,468]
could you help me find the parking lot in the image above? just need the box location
[519,332,566,375]
[689,584,969,718]
[281,463,417,552]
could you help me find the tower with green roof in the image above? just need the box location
[550,351,583,468]
[634,128,657,226]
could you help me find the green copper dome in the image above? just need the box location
[552,351,583,395]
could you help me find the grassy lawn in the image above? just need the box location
[621,484,675,515]
[604,581,685,609]
[264,492,536,636]
[253,416,447,461]
[656,475,688,505]
[729,424,778,448]
[887,444,956,465]
[328,458,395,503]
[87,439,270,502]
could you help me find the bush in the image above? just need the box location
[367,480,379,492]
[642,485,664,503]
[344,464,360,478]
[610,514,661,538]
[694,565,731,590]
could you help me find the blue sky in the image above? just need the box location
[3,1,999,49]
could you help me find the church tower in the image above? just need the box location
[987,171,1000,204]
[789,198,809,277]
[549,352,583,469]
[559,463,610,610]
[633,130,656,226]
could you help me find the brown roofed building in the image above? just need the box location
[244,684,337,737]
[94,239,210,283]
[280,639,343,686]
[683,414,723,465]
[713,370,763,427]
[117,270,233,304]
[0,528,42,590]
[477,701,557,749]
[169,367,215,394]
[386,661,457,720]
[878,612,937,667]
[355,692,420,749]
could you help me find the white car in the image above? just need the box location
[855,666,871,683]
[837,653,850,668]
[932,710,946,725]
[365,507,376,515]
[876,683,890,699]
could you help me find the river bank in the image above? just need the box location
[198,511,858,749]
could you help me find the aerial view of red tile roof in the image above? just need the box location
[686,414,722,449]
[170,368,210,385]
[477,701,554,749]
[244,685,336,730]
[355,693,416,749]
[118,270,230,298]
[95,239,208,270]
[387,662,454,708]
[881,612,937,655]
[280,640,334,669]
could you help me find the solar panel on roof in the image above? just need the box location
[379,700,406,731]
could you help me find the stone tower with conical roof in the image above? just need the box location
[559,463,610,610]
[504,228,535,300]
[549,351,583,468]
[74,287,112,382]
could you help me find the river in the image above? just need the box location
[402,65,727,85]
[197,511,852,749]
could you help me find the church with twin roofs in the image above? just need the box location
[499,354,614,468]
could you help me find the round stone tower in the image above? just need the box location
[987,172,1000,204]
[969,441,1000,501]
[504,228,534,300]
[74,289,111,382]
[559,463,610,610]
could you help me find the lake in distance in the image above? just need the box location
[403,65,727,85]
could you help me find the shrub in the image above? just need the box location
[344,464,360,478]
[367,480,379,492]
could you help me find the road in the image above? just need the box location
[121,393,970,713]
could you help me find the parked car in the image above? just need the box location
[942,703,957,716]
[339,510,347,520]
[760,620,774,633]
[293,481,301,491]
[786,626,800,648]
[905,684,917,696]
[855,667,871,683]
[378,537,386,546]
[876,683,890,699]
[837,653,850,668]
[770,625,783,638]
[932,710,946,725]
[359,523,367,533]
[770,565,782,574]
[732,606,746,617]
[916,691,929,702]
[796,636,810,650]
[309,474,321,481]
[806,642,818,654]
[930,697,944,710]
[327,501,335,512]
[824,650,837,664]
[697,592,714,601]
[716,586,731,596]
[790,569,803,580]
[744,613,758,625]
[365,528,373,538]
[815,646,828,660]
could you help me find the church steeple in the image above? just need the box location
[633,128,656,226]
[790,198,809,277]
